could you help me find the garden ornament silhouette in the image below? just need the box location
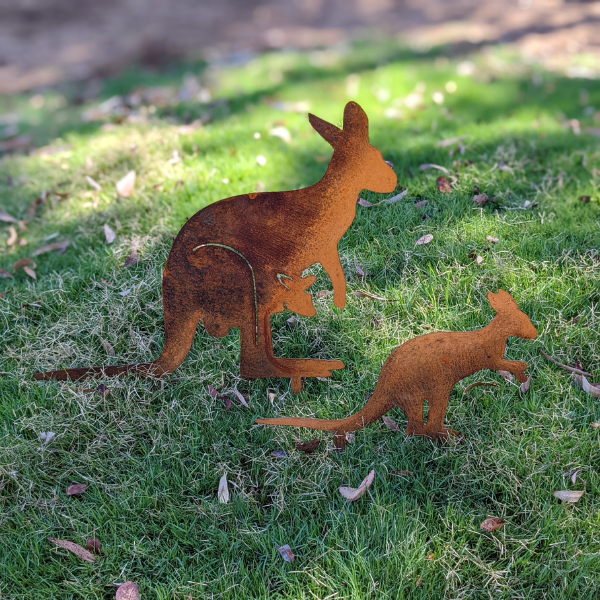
[257,290,537,448]
[34,102,397,393]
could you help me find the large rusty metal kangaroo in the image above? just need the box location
[34,102,397,391]
[257,290,538,447]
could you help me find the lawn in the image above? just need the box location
[1,40,599,599]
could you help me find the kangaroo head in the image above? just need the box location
[309,101,397,194]
[487,289,537,339]
[279,274,317,317]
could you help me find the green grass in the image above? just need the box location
[1,41,599,599]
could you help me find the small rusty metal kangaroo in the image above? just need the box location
[256,290,538,448]
[34,102,397,391]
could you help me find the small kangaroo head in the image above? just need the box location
[279,275,317,317]
[309,101,397,194]
[487,290,537,339]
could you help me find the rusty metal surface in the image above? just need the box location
[256,290,538,448]
[34,102,397,391]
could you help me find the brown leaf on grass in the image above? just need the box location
[355,290,393,301]
[66,483,88,496]
[354,258,365,278]
[0,210,18,223]
[357,197,374,207]
[339,469,375,502]
[231,388,249,408]
[414,200,429,208]
[123,251,140,267]
[30,241,70,256]
[218,473,230,503]
[277,544,295,563]
[392,470,415,477]
[582,376,600,398]
[0,290,11,298]
[591,423,600,429]
[100,278,114,287]
[0,268,14,279]
[296,438,320,453]
[316,290,333,299]
[6,226,17,246]
[519,377,531,395]
[286,315,296,327]
[116,171,136,197]
[271,450,287,458]
[415,234,433,246]
[553,490,584,503]
[498,370,514,383]
[104,224,116,244]
[85,538,102,555]
[101,339,115,356]
[48,538,96,563]
[473,193,489,206]
[13,258,36,271]
[116,582,140,600]
[86,176,102,191]
[386,189,408,204]
[463,382,498,394]
[23,266,37,280]
[207,385,218,399]
[480,517,504,532]
[485,235,499,243]
[578,195,591,203]
[436,176,452,193]
[382,415,400,431]
[96,384,110,397]
[419,163,449,174]
[564,468,581,485]
[27,194,45,220]
[18,237,28,247]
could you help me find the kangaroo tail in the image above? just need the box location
[256,392,393,434]
[33,362,167,381]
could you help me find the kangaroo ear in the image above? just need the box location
[343,101,369,140]
[308,113,342,148]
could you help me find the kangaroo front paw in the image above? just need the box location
[333,294,346,310]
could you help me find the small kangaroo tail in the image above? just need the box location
[256,392,393,434]
[33,361,169,381]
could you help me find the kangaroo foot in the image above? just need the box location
[432,428,462,442]
[270,358,345,378]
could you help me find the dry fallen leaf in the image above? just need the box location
[218,473,230,503]
[271,450,287,458]
[116,171,136,197]
[354,258,365,278]
[66,483,88,496]
[231,388,250,408]
[316,290,333,299]
[436,176,452,193]
[473,193,489,206]
[480,517,504,532]
[116,582,140,600]
[392,470,415,477]
[85,538,102,555]
[48,538,96,563]
[30,241,69,256]
[582,376,600,398]
[419,163,449,174]
[357,197,374,207]
[269,126,292,143]
[96,384,110,397]
[519,377,531,395]
[485,235,499,244]
[23,266,36,280]
[104,224,116,244]
[7,226,17,246]
[553,490,584,503]
[0,268,13,279]
[415,234,433,246]
[277,544,295,563]
[463,382,498,393]
[123,251,140,267]
[339,469,375,502]
[591,422,600,429]
[102,339,116,356]
[386,189,408,204]
[207,385,218,399]
[13,258,36,272]
[0,290,11,298]
[0,210,18,223]
[355,290,393,301]
[498,370,514,383]
[86,175,102,191]
[414,200,429,208]
[382,415,400,431]
[296,438,320,453]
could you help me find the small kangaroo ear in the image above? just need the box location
[308,113,342,148]
[343,101,369,140]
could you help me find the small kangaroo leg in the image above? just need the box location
[424,393,461,440]
[320,252,346,310]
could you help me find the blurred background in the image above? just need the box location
[2,0,599,94]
